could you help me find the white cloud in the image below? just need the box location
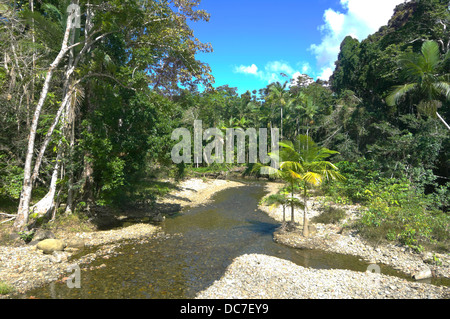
[234,64,259,75]
[317,67,334,81]
[264,61,295,75]
[234,60,309,85]
[310,0,409,81]
[301,62,311,74]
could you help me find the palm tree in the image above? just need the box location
[386,40,450,130]
[280,135,345,236]
[261,191,305,229]
[256,135,344,236]
[261,192,289,227]
[268,81,289,139]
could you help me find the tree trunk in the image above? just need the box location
[14,15,74,232]
[290,182,295,224]
[302,185,309,237]
[64,3,80,215]
[436,112,450,131]
[30,149,62,219]
[30,0,36,131]
[280,106,283,140]
[80,81,95,209]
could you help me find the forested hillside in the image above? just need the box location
[0,0,449,252]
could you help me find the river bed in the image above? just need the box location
[21,182,429,299]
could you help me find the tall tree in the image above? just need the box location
[279,135,344,237]
[267,81,289,139]
[12,0,214,231]
[256,135,344,236]
[386,40,450,130]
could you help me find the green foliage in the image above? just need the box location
[312,205,346,225]
[18,230,35,244]
[0,158,23,200]
[0,0,449,248]
[0,281,14,295]
[323,157,449,251]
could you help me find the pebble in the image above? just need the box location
[196,254,449,299]
[0,223,161,297]
[260,183,450,280]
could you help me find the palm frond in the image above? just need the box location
[258,165,281,177]
[285,197,305,209]
[280,161,304,174]
[319,169,346,182]
[433,80,450,101]
[302,172,323,187]
[421,41,440,71]
[398,54,424,82]
[386,83,418,106]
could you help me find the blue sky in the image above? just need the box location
[188,0,407,94]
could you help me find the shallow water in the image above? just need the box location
[21,182,447,299]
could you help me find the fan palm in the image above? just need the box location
[386,40,450,130]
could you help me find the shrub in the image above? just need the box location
[0,281,14,295]
[312,205,346,224]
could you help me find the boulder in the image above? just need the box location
[412,267,433,280]
[36,239,66,254]
[65,238,86,249]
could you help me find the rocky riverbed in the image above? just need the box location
[258,182,450,282]
[0,178,244,298]
[158,178,245,208]
[196,254,449,299]
[1,178,448,299]
[0,223,162,296]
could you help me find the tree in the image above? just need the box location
[330,36,361,95]
[14,5,77,231]
[279,135,345,237]
[386,40,450,130]
[256,135,344,236]
[261,192,289,227]
[267,81,289,139]
[11,0,214,231]
[261,191,304,230]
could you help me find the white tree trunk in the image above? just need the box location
[14,16,74,231]
[436,112,450,131]
[30,151,62,219]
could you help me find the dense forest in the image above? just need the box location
[0,0,449,252]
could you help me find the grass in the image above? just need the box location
[50,212,96,233]
[0,281,14,295]
[311,205,347,225]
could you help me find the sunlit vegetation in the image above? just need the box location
[0,0,448,251]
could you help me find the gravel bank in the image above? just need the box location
[159,178,245,209]
[259,183,450,280]
[0,224,161,296]
[0,178,245,297]
[196,254,450,299]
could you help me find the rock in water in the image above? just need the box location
[36,239,66,254]
[153,213,166,223]
[65,238,86,249]
[412,267,432,280]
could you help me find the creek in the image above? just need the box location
[22,182,436,298]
